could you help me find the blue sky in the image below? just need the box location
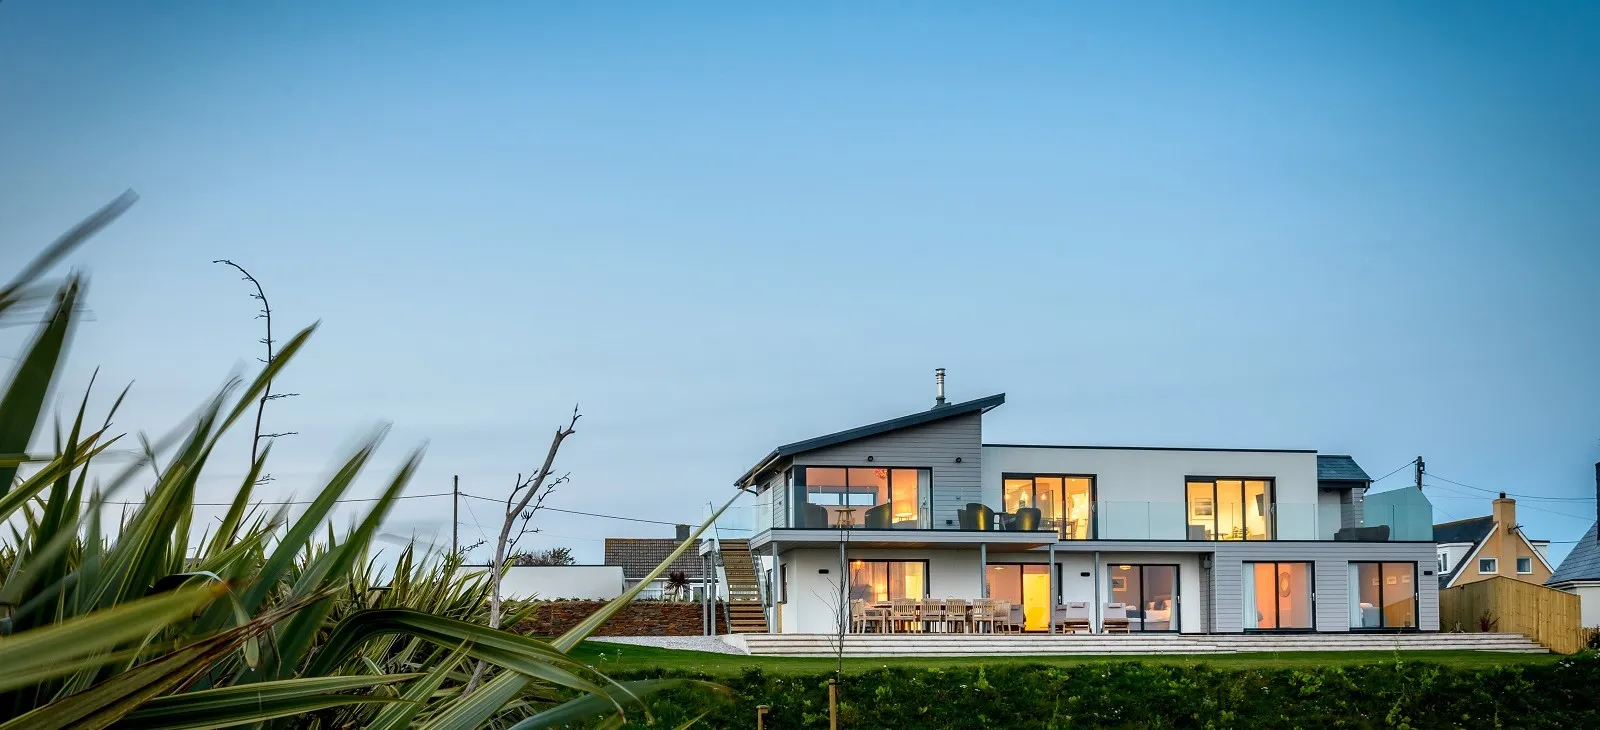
[3,2,1597,565]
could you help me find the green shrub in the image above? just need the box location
[612,652,1600,729]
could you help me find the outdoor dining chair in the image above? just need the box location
[889,598,921,633]
[969,598,1001,634]
[851,599,888,633]
[920,598,947,633]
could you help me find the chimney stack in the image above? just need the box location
[934,368,947,407]
[675,523,690,541]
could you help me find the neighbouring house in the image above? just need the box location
[734,372,1442,635]
[604,528,716,600]
[1546,462,1600,629]
[1433,496,1554,590]
[456,564,624,600]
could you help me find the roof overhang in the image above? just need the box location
[734,393,1006,487]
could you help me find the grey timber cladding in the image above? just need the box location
[1207,541,1440,633]
[791,412,982,530]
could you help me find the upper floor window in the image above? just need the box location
[798,466,930,529]
[1438,552,1449,572]
[1186,478,1273,540]
[1002,474,1095,539]
[1516,557,1533,574]
[1479,557,1498,574]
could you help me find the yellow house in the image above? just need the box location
[1435,494,1553,590]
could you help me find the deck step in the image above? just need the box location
[733,632,1548,657]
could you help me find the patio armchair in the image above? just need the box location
[1053,601,1092,633]
[1014,507,1041,531]
[1101,602,1131,634]
[966,503,995,531]
[863,503,892,529]
[996,601,1025,634]
[804,503,830,529]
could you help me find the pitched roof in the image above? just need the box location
[1548,522,1600,585]
[1317,455,1371,483]
[735,393,1006,486]
[602,538,705,581]
[1433,516,1495,545]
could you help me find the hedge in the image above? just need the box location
[610,652,1600,729]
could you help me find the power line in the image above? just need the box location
[1370,459,1418,485]
[1427,472,1595,503]
[96,491,455,507]
[1425,482,1595,522]
[459,497,491,546]
[459,492,686,526]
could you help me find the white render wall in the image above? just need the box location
[981,446,1321,540]
[1571,583,1600,628]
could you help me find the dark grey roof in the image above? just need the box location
[603,538,704,581]
[1317,455,1371,484]
[735,393,1005,486]
[1548,522,1600,585]
[1433,516,1495,545]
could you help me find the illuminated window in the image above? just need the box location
[799,467,930,529]
[1002,474,1095,538]
[1186,478,1273,540]
[848,560,927,602]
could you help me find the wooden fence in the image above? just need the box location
[1438,576,1585,654]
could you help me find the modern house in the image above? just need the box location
[1547,522,1600,629]
[1434,496,1554,590]
[1546,463,1600,629]
[736,376,1441,635]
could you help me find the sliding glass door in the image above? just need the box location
[986,564,1052,631]
[1348,562,1416,630]
[1244,562,1314,630]
[1108,564,1179,632]
[848,560,928,603]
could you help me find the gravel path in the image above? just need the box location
[586,635,749,655]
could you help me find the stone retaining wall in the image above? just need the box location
[517,599,728,636]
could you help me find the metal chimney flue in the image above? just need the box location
[934,368,947,407]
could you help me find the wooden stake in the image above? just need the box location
[828,678,838,730]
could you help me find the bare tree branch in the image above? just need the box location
[213,259,299,475]
[465,404,581,695]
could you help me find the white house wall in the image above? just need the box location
[982,447,1321,539]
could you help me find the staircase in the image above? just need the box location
[736,632,1549,657]
[716,539,769,633]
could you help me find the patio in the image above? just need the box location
[850,598,1140,634]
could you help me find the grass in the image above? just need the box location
[569,641,1562,676]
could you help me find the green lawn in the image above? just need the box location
[569,641,1560,676]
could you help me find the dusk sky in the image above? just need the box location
[3,2,1597,565]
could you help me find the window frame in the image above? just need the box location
[1516,556,1533,574]
[1349,561,1419,631]
[794,466,932,529]
[1438,552,1449,573]
[846,559,931,602]
[1106,563,1182,633]
[1243,561,1315,632]
[1001,472,1098,539]
[1184,476,1277,541]
[1479,557,1498,574]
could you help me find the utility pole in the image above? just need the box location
[452,474,459,556]
[1415,456,1425,491]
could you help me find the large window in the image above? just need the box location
[848,560,927,602]
[1349,562,1416,630]
[1244,562,1313,630]
[798,467,930,529]
[1186,478,1273,540]
[1109,564,1179,632]
[1003,474,1095,539]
